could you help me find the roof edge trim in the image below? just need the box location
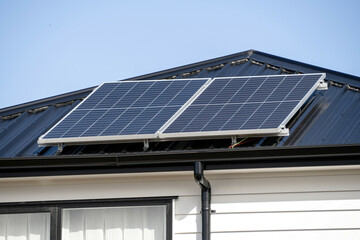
[252,50,360,85]
[121,50,253,81]
[0,143,359,168]
[0,87,94,117]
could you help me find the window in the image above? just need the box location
[0,197,175,240]
[62,206,166,240]
[0,212,50,240]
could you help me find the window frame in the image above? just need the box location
[0,196,176,240]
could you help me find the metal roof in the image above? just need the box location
[1,50,360,158]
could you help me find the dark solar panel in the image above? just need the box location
[39,79,209,144]
[162,74,325,138]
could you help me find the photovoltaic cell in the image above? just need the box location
[162,74,325,136]
[40,79,209,143]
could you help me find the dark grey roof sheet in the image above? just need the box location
[1,50,360,157]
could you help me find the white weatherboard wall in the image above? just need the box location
[0,167,360,240]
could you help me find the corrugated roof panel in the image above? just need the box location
[345,115,360,144]
[0,101,80,157]
[285,86,360,146]
[298,88,360,146]
[321,89,360,144]
[281,86,340,146]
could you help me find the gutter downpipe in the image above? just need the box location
[194,161,211,240]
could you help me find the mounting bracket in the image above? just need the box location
[317,81,328,90]
[279,127,290,136]
[57,143,64,154]
[231,135,237,145]
[143,139,149,151]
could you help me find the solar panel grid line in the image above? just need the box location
[217,76,271,131]
[276,73,326,128]
[136,79,205,136]
[214,75,297,131]
[231,75,288,131]
[37,82,106,142]
[200,76,254,132]
[170,100,300,108]
[77,84,155,138]
[61,81,143,138]
[38,78,211,145]
[88,79,207,137]
[167,79,233,131]
[39,81,146,141]
[82,82,140,111]
[116,79,191,136]
[145,78,210,135]
[83,82,126,110]
[131,81,180,135]
[163,75,284,134]
[156,78,213,135]
[174,77,236,133]
[257,75,305,129]
[97,81,167,137]
[78,81,142,137]
[160,73,326,140]
[201,77,252,132]
[76,82,120,110]
[99,81,157,136]
[161,76,262,134]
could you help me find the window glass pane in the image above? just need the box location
[62,206,166,240]
[0,213,50,240]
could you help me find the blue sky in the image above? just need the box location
[0,0,359,109]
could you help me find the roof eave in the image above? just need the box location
[0,144,359,178]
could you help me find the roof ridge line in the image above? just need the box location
[122,50,253,81]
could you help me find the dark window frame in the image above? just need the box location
[0,196,177,240]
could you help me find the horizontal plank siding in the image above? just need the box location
[211,174,360,195]
[1,172,360,202]
[173,170,360,239]
[176,194,360,215]
[175,230,360,240]
[175,211,360,233]
[0,169,360,239]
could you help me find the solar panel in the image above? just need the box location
[38,73,326,147]
[38,78,210,145]
[160,73,326,139]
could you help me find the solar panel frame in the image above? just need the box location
[159,73,326,140]
[38,78,212,145]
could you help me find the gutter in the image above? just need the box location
[0,144,359,178]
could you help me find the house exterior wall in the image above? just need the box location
[0,167,360,240]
